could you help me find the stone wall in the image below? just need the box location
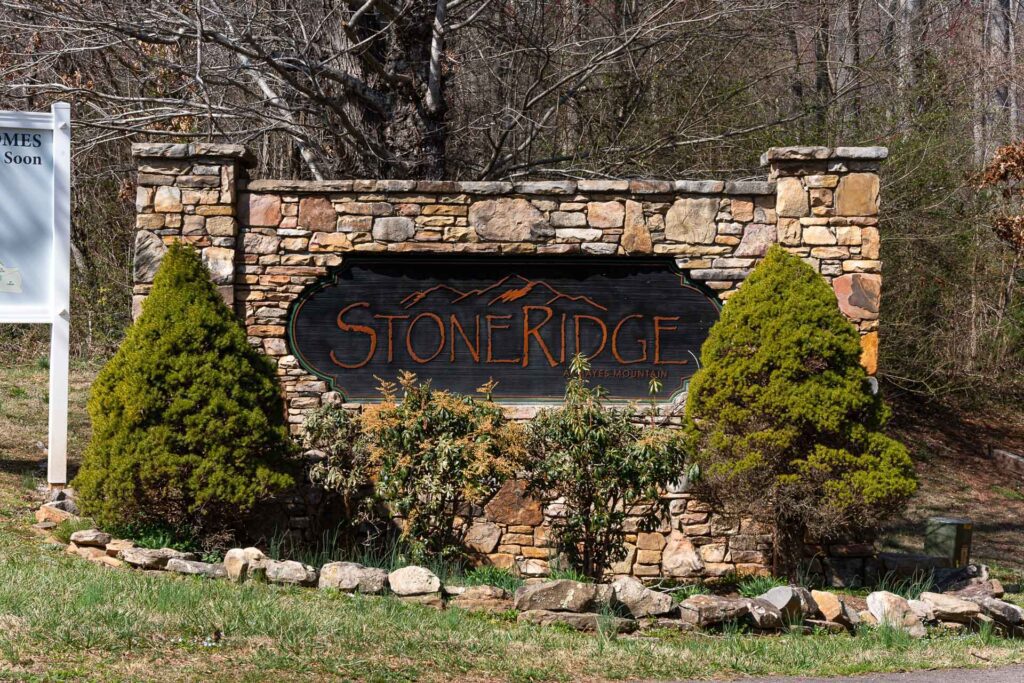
[131,143,887,581]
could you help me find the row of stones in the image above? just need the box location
[237,191,775,258]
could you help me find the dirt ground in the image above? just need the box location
[882,402,1024,572]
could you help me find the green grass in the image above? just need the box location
[991,485,1024,502]
[736,574,788,598]
[4,527,1024,682]
[5,364,1024,680]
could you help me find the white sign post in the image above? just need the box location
[0,103,71,486]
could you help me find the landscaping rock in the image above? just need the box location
[948,579,1004,600]
[866,591,912,626]
[858,609,877,626]
[70,529,112,548]
[118,547,195,570]
[919,592,981,623]
[449,585,513,613]
[224,547,264,582]
[514,580,613,613]
[760,587,803,622]
[91,555,124,569]
[398,593,445,609]
[388,566,442,596]
[812,590,858,627]
[611,576,676,618]
[518,610,637,633]
[810,590,842,622]
[907,599,935,623]
[165,558,226,578]
[640,617,698,632]
[105,539,134,558]
[264,560,318,586]
[792,587,820,618]
[35,504,75,525]
[806,619,848,634]
[744,598,784,630]
[67,542,106,561]
[318,562,388,594]
[678,594,749,628]
[974,597,1024,627]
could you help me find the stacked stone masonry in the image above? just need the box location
[132,142,888,581]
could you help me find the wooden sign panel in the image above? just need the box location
[288,256,720,402]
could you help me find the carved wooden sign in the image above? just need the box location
[288,256,720,402]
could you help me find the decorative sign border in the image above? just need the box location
[286,255,721,405]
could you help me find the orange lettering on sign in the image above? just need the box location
[450,314,480,362]
[653,316,688,365]
[486,314,520,363]
[611,314,647,364]
[406,312,445,363]
[331,302,377,369]
[374,314,409,362]
[574,314,608,359]
[521,306,558,368]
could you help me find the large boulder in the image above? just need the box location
[69,529,112,548]
[514,580,614,613]
[518,610,637,633]
[388,566,442,596]
[678,594,750,628]
[318,562,388,594]
[907,599,935,623]
[610,577,675,618]
[919,592,981,624]
[264,560,318,587]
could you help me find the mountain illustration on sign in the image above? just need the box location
[0,259,23,294]
[400,274,607,311]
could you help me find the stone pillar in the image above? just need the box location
[764,146,887,375]
[131,143,253,317]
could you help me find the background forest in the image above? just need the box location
[0,0,1022,407]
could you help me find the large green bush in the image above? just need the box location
[520,355,687,580]
[74,243,295,538]
[685,246,916,577]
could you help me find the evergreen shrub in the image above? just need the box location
[74,243,295,538]
[685,246,916,577]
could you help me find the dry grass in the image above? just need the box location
[882,404,1024,575]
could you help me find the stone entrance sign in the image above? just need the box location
[288,256,720,401]
[130,142,889,581]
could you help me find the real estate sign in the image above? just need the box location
[0,103,71,485]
